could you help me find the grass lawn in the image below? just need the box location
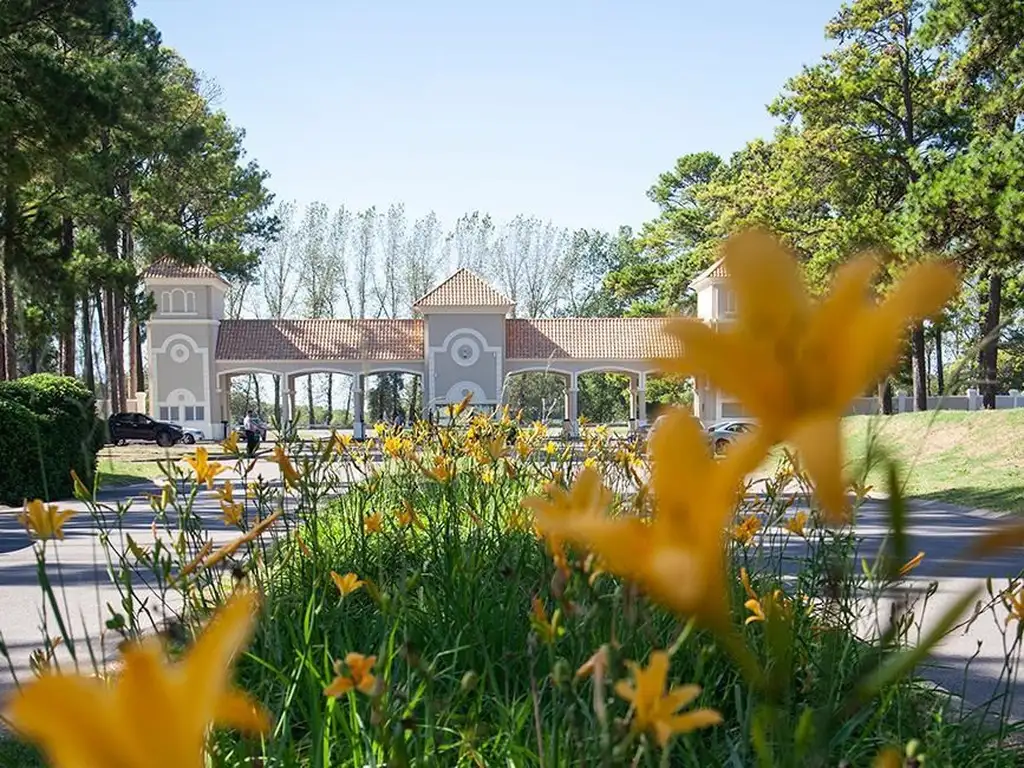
[844,408,1024,513]
[94,449,166,488]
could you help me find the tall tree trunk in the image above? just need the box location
[934,325,944,395]
[82,294,95,394]
[980,271,1002,409]
[877,379,893,415]
[59,215,76,377]
[134,323,144,392]
[96,289,110,405]
[307,374,314,426]
[1,180,17,380]
[253,375,261,419]
[128,316,139,400]
[911,323,928,411]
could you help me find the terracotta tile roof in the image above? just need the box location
[143,258,228,283]
[413,268,514,309]
[216,319,424,361]
[688,257,728,288]
[505,318,680,360]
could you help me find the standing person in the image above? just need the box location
[243,410,258,458]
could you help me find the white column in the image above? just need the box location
[1010,389,1021,409]
[352,374,365,440]
[638,371,647,426]
[628,375,638,432]
[281,375,293,431]
[563,374,579,439]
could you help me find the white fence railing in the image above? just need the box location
[848,388,1024,415]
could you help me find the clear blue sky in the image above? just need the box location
[136,0,837,232]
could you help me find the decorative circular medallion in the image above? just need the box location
[446,381,487,404]
[169,343,191,363]
[450,336,481,367]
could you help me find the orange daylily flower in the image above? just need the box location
[330,571,364,597]
[660,230,958,523]
[324,652,377,697]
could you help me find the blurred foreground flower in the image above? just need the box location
[5,589,270,768]
[615,650,721,747]
[661,230,958,523]
[527,408,761,630]
[20,499,74,541]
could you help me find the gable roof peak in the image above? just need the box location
[413,268,514,310]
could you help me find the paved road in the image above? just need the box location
[0,462,1021,724]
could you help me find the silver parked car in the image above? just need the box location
[706,419,758,454]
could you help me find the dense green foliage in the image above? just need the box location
[607,0,1024,408]
[0,0,278,407]
[0,373,100,504]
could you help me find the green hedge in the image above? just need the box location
[0,374,101,505]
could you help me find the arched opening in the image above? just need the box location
[289,371,359,429]
[646,372,695,423]
[361,370,424,427]
[576,371,632,427]
[502,370,569,425]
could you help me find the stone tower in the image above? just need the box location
[143,259,227,438]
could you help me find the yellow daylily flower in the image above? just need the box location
[614,651,722,747]
[183,446,226,489]
[421,455,455,483]
[221,431,239,455]
[5,589,271,768]
[661,230,958,523]
[730,515,762,546]
[330,571,364,597]
[324,652,377,697]
[383,435,406,458]
[272,444,300,488]
[216,480,235,505]
[20,500,74,541]
[1002,583,1024,626]
[220,502,244,527]
[783,510,809,537]
[527,408,761,630]
[396,499,425,529]
[332,431,352,454]
[363,513,383,534]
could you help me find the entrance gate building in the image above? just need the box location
[143,261,732,439]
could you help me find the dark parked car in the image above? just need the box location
[108,412,184,447]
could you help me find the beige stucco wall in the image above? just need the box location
[424,312,505,406]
